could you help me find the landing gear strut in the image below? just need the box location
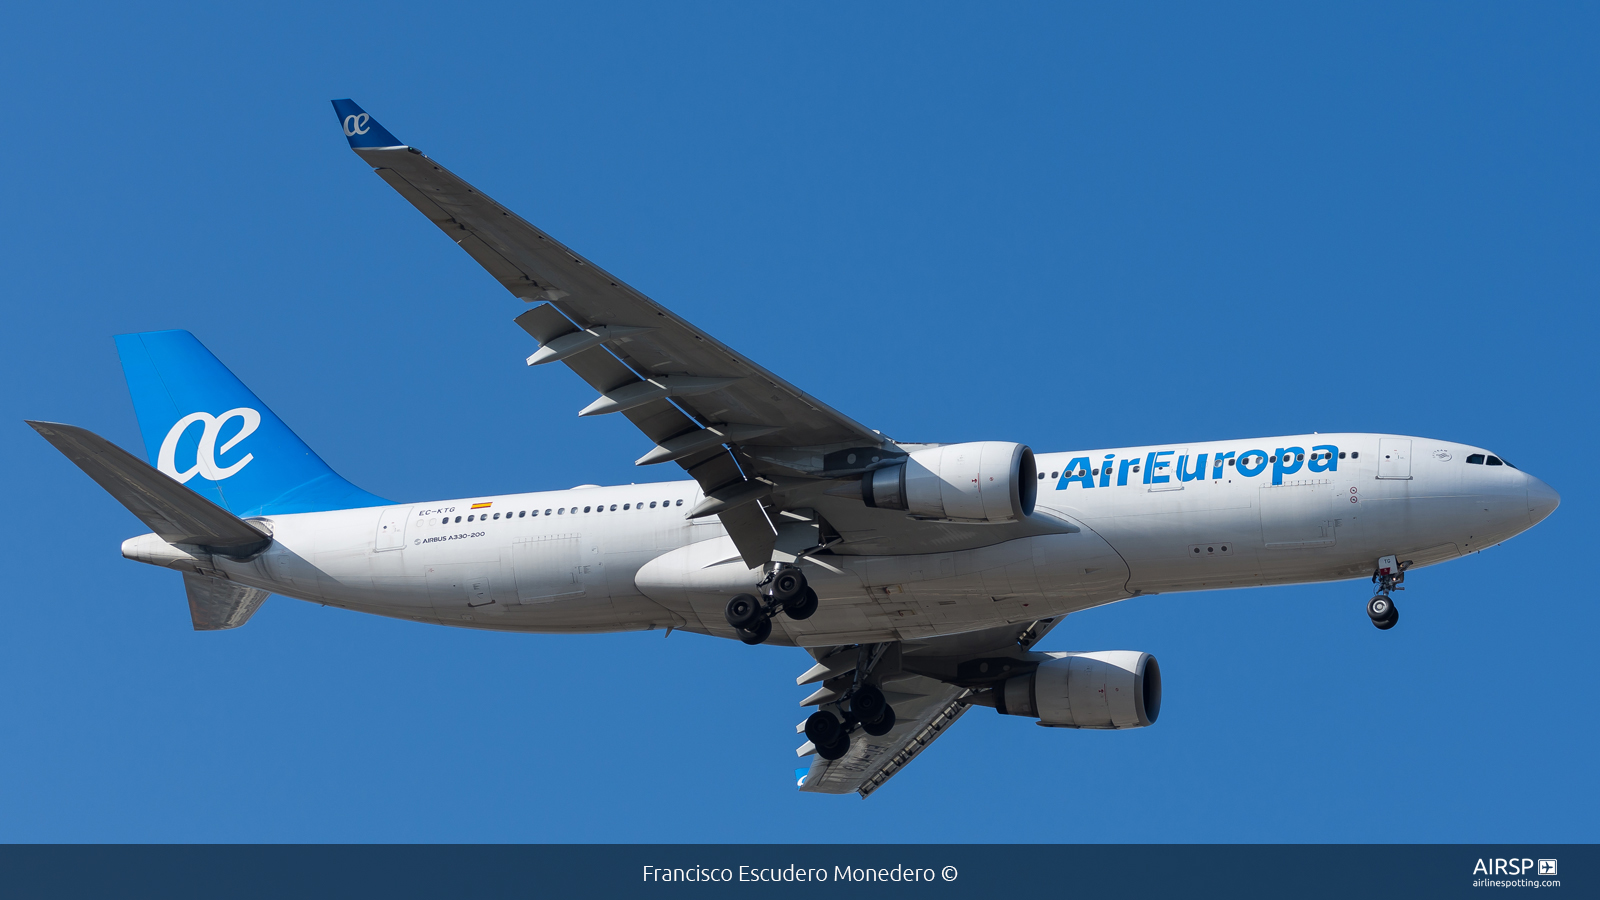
[723,564,815,645]
[1367,555,1412,631]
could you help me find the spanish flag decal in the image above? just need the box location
[471,502,492,509]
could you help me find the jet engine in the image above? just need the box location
[861,441,1037,523]
[976,651,1161,729]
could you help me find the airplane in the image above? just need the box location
[27,100,1560,797]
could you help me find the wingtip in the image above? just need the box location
[330,98,405,149]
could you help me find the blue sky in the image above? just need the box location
[1,3,1594,841]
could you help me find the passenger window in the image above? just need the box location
[623,503,630,510]
[454,516,461,523]
[1350,452,1359,459]
[584,506,592,513]
[557,508,564,515]
[1132,465,1140,472]
[1296,453,1303,461]
[1049,472,1057,479]
[610,504,617,511]
[676,499,683,506]
[1486,456,1503,466]
[1466,454,1485,464]
[1228,459,1235,466]
[650,501,657,508]
[519,511,526,518]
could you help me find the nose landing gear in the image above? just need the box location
[1367,555,1412,631]
[723,564,816,645]
[1367,594,1398,630]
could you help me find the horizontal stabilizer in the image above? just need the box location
[27,421,271,557]
[183,573,269,631]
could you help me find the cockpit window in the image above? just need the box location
[1486,456,1504,466]
[1466,454,1485,464]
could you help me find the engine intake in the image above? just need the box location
[987,651,1161,729]
[861,441,1037,523]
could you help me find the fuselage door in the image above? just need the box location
[1377,438,1413,480]
[512,534,586,603]
[375,505,413,551]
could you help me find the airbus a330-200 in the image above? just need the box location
[29,101,1560,797]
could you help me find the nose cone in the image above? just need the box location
[1527,476,1561,526]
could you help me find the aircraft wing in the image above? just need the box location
[796,617,1060,797]
[333,100,889,567]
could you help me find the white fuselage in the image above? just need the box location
[125,433,1556,647]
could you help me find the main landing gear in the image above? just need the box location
[723,564,818,645]
[803,644,897,760]
[1367,554,1412,631]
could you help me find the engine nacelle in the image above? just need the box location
[990,651,1161,729]
[861,441,1037,523]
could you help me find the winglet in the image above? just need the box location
[330,99,405,149]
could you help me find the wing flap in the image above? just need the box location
[508,303,777,565]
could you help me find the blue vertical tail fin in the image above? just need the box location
[115,330,389,516]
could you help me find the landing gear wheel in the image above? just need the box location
[1367,595,1394,621]
[804,710,843,748]
[1372,607,1399,630]
[847,683,888,725]
[770,568,807,604]
[782,587,819,621]
[805,711,851,760]
[815,735,850,761]
[862,704,896,736]
[738,616,772,645]
[725,593,765,630]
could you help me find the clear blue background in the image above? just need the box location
[2,3,1593,842]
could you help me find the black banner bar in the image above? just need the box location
[0,844,1590,899]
